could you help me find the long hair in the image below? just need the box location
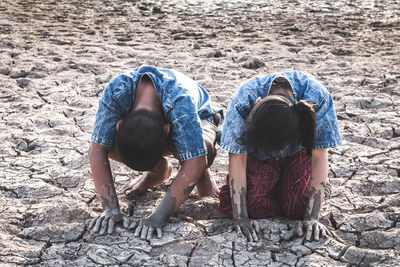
[241,95,316,156]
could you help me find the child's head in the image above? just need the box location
[241,78,316,156]
[115,109,167,171]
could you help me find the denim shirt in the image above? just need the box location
[220,71,342,160]
[91,65,221,161]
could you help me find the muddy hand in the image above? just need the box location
[89,209,134,234]
[89,183,137,234]
[134,214,164,241]
[296,220,332,241]
[297,181,332,241]
[234,217,260,242]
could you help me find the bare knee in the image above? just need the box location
[149,157,171,177]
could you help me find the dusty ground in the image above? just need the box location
[1,0,399,266]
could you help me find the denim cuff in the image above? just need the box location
[315,140,342,150]
[219,144,247,154]
[91,135,113,146]
[178,148,207,161]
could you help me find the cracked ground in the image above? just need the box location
[0,0,399,266]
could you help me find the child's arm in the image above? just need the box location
[228,153,259,242]
[296,148,331,241]
[134,155,206,240]
[88,142,131,234]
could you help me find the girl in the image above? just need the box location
[218,71,341,242]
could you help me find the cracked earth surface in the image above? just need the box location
[0,0,399,266]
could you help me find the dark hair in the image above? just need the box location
[115,109,166,171]
[241,95,316,156]
[270,76,293,93]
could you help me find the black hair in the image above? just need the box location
[269,76,293,94]
[115,109,166,171]
[241,95,316,156]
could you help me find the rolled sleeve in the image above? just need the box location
[302,74,342,150]
[220,99,248,154]
[91,99,121,146]
[220,77,265,155]
[314,93,342,149]
[90,75,132,146]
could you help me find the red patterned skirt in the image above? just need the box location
[218,149,311,219]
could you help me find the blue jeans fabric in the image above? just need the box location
[91,65,222,161]
[220,71,342,160]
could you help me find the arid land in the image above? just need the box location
[0,0,399,266]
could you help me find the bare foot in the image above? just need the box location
[121,158,172,196]
[121,172,157,195]
[196,168,219,198]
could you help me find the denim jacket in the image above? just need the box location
[220,71,342,160]
[91,65,221,161]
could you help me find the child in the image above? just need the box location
[88,65,222,240]
[218,72,341,242]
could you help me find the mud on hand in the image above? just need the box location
[232,217,260,242]
[295,219,332,242]
[134,214,164,241]
[89,208,136,235]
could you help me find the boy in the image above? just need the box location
[88,65,221,240]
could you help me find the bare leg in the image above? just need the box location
[121,157,172,196]
[196,168,219,198]
[196,133,219,198]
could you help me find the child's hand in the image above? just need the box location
[134,214,164,240]
[89,184,137,235]
[89,209,135,235]
[295,219,331,241]
[298,180,331,241]
[232,217,260,242]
